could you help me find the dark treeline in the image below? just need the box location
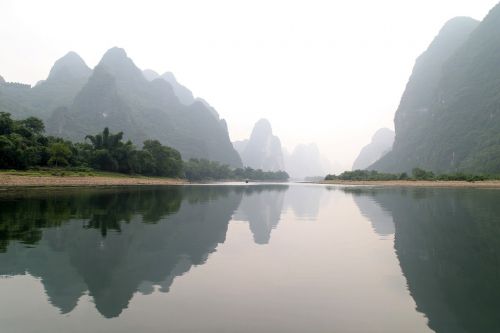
[184,158,289,181]
[325,168,491,182]
[0,113,289,181]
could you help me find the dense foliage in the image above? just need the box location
[0,112,182,177]
[325,170,406,181]
[184,158,289,181]
[325,168,489,182]
[0,113,288,181]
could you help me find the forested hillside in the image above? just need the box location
[371,12,500,173]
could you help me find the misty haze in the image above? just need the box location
[2,1,500,332]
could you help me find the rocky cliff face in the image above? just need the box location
[372,16,486,172]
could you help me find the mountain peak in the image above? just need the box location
[97,47,145,84]
[99,47,131,69]
[372,128,395,143]
[422,16,478,60]
[440,16,478,32]
[353,128,394,171]
[47,51,91,81]
[251,119,273,138]
[239,119,284,171]
[161,71,177,82]
[101,47,127,60]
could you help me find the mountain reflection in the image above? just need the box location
[350,191,394,237]
[283,185,326,220]
[0,185,300,318]
[232,184,326,243]
[233,185,288,244]
[0,186,243,317]
[347,187,500,333]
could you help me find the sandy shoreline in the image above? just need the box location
[3,174,500,188]
[321,180,500,188]
[0,174,186,187]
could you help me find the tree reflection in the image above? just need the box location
[0,187,183,247]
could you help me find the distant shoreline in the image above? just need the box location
[321,180,500,188]
[0,172,186,188]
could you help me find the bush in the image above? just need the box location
[325,168,492,182]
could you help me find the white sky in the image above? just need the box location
[1,0,498,170]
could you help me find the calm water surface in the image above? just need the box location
[0,184,499,333]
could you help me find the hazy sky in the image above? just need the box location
[1,0,498,171]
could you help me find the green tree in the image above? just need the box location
[142,140,183,177]
[19,117,45,135]
[412,168,435,180]
[92,149,118,171]
[48,142,72,167]
[0,112,14,135]
[85,128,125,172]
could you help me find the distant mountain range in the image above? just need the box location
[233,119,285,171]
[352,128,394,170]
[284,143,332,179]
[372,3,500,173]
[0,48,242,167]
[234,119,331,178]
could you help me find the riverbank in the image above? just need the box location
[321,179,500,188]
[0,170,186,187]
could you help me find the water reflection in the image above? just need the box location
[0,187,184,250]
[232,184,328,243]
[233,185,288,244]
[6,184,494,332]
[347,187,500,333]
[351,193,394,237]
[0,184,329,319]
[283,185,327,220]
[0,186,243,317]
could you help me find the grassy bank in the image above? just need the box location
[0,169,186,187]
